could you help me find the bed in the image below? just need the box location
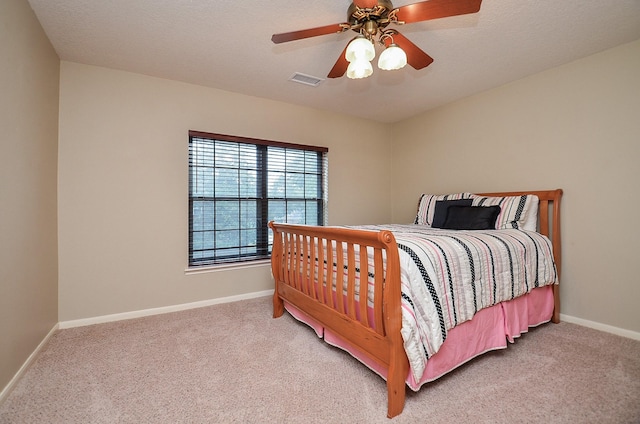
[269,189,562,418]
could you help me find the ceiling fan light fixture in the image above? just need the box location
[378,43,407,71]
[345,35,375,62]
[346,58,373,79]
[272,0,484,79]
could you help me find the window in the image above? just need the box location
[188,131,328,267]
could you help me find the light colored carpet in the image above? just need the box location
[1,296,639,423]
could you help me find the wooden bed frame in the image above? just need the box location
[269,189,562,418]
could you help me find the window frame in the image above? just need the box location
[188,130,328,268]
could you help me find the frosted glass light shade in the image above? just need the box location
[378,44,407,71]
[346,59,373,79]
[345,36,375,62]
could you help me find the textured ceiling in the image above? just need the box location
[27,0,640,123]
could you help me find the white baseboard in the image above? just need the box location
[561,313,640,341]
[0,323,58,405]
[57,293,639,337]
[58,289,274,329]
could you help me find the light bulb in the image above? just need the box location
[345,35,375,63]
[378,44,407,71]
[346,59,373,79]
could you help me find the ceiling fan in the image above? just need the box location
[271,0,482,79]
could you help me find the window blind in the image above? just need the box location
[188,131,328,267]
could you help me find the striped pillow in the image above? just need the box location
[414,193,474,226]
[471,194,539,231]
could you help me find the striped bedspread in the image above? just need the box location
[353,224,558,382]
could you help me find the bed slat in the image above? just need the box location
[373,247,385,335]
[359,245,369,327]
[325,240,334,309]
[346,243,357,320]
[335,242,345,315]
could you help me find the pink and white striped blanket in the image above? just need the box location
[351,224,558,382]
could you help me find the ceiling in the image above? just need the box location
[27,0,640,123]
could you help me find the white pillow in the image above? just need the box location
[470,194,539,231]
[414,193,474,226]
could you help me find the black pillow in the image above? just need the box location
[442,205,501,230]
[432,199,473,228]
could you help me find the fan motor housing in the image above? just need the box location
[348,0,394,27]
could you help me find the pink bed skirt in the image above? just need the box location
[284,285,555,391]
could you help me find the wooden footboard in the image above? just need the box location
[269,223,409,417]
[269,189,562,418]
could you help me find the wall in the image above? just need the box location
[58,62,393,321]
[391,39,640,333]
[0,0,59,395]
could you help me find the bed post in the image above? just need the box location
[550,189,562,324]
[379,230,410,418]
[269,221,284,318]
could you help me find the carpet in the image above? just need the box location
[1,296,639,423]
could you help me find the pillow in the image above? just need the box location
[471,194,539,231]
[522,195,539,231]
[441,205,501,230]
[414,193,474,226]
[432,199,473,228]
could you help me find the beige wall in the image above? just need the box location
[0,0,59,393]
[58,62,392,321]
[391,39,640,333]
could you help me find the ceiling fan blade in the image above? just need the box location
[353,0,379,8]
[327,44,350,78]
[389,32,434,70]
[272,23,346,44]
[395,0,482,24]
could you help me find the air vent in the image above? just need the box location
[289,72,324,87]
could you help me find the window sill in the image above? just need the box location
[184,259,271,275]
